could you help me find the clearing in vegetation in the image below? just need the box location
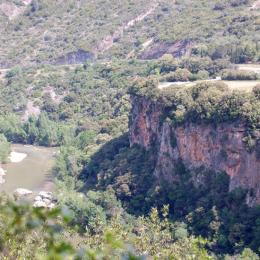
[236,64,260,74]
[158,80,260,92]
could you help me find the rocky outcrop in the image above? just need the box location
[129,96,260,205]
[13,189,56,209]
[0,167,6,184]
[33,191,56,209]
[139,40,192,60]
[251,0,260,10]
[22,100,40,122]
[13,188,33,200]
[53,49,94,65]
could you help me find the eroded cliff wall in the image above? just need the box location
[129,96,260,205]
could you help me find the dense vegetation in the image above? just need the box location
[130,78,259,127]
[0,0,153,65]
[0,134,10,163]
[0,59,259,257]
[0,0,259,66]
[70,134,259,255]
[0,0,259,258]
[0,194,228,259]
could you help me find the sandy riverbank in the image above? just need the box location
[0,167,6,184]
[8,151,27,163]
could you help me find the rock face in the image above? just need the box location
[13,188,56,209]
[33,191,56,209]
[129,96,260,205]
[0,0,31,20]
[53,49,94,65]
[139,40,192,60]
[13,188,33,200]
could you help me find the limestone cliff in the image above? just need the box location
[129,96,260,205]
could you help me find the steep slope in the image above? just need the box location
[129,81,260,205]
[130,96,260,205]
[0,0,259,67]
[0,0,158,67]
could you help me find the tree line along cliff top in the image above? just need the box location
[129,75,260,136]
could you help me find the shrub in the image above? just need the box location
[253,84,260,99]
[164,69,193,82]
[214,2,227,10]
[0,134,10,163]
[221,70,258,80]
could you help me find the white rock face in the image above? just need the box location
[34,195,42,201]
[13,188,33,199]
[33,200,48,208]
[39,191,52,200]
[33,191,56,209]
[48,203,56,209]
[0,176,5,184]
[0,167,6,184]
[12,189,56,209]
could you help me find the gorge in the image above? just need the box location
[129,87,260,206]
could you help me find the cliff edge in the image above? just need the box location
[129,87,260,205]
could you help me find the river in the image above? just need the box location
[0,144,57,194]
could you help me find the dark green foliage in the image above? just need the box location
[221,70,259,80]
[0,0,259,258]
[82,134,157,215]
[0,60,158,146]
[0,134,10,163]
[82,135,260,254]
[170,130,177,148]
[76,130,96,150]
[253,84,260,99]
[0,194,216,259]
[0,114,27,143]
[132,80,260,134]
[0,113,75,146]
[58,190,107,233]
[163,68,193,82]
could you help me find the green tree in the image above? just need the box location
[0,134,10,163]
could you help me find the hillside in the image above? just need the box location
[0,0,259,67]
[0,0,158,67]
[0,0,259,259]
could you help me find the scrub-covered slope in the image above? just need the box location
[0,0,259,67]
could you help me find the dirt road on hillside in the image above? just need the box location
[92,1,160,54]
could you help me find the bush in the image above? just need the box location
[253,84,260,99]
[0,134,10,163]
[58,190,107,233]
[163,68,193,82]
[214,2,227,10]
[221,70,258,80]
